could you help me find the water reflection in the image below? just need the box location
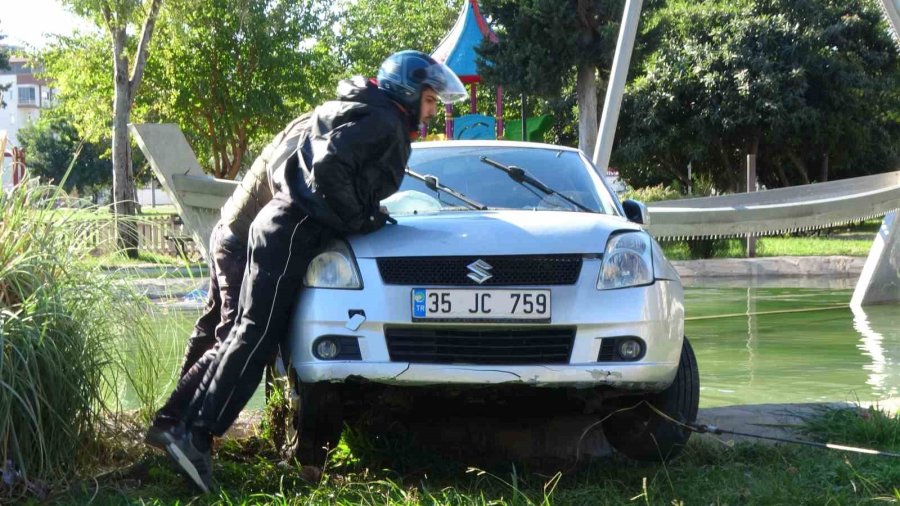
[852,305,900,399]
[688,279,900,408]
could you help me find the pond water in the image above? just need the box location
[686,279,900,408]
[138,280,900,411]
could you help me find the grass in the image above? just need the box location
[0,179,179,498]
[661,235,874,260]
[47,405,900,505]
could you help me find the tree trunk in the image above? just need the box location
[576,64,598,158]
[786,150,811,185]
[820,153,829,182]
[111,28,139,257]
[104,0,163,258]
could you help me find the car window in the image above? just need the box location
[403,146,618,215]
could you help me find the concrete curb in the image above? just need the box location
[672,255,866,278]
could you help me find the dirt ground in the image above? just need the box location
[225,399,898,463]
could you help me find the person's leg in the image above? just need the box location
[163,197,332,492]
[149,224,225,433]
[193,197,332,438]
[150,224,247,433]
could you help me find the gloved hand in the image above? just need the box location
[379,205,398,225]
[359,207,393,234]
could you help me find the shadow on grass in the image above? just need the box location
[53,403,900,505]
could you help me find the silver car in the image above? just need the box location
[269,140,699,463]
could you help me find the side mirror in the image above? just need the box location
[622,199,650,225]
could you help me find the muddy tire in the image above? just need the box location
[265,356,343,466]
[602,337,700,461]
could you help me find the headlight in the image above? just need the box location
[597,232,654,290]
[303,240,362,289]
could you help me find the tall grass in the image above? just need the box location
[0,178,173,493]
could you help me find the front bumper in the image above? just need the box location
[288,258,684,391]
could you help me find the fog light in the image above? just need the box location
[618,339,643,360]
[315,338,340,360]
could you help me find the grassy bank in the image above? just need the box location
[0,181,178,500]
[51,406,900,505]
[660,235,874,260]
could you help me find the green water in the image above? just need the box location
[137,283,900,411]
[687,283,900,407]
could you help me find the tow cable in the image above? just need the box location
[573,400,900,468]
[644,402,900,459]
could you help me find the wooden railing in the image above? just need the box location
[85,214,204,260]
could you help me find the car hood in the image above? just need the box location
[348,210,641,258]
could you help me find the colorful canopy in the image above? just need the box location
[431,0,498,84]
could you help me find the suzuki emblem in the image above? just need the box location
[467,259,493,284]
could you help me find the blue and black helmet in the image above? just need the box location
[377,50,467,120]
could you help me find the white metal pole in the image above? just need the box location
[592,0,644,170]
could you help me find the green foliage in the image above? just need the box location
[660,234,873,260]
[16,115,111,199]
[36,32,120,144]
[52,418,900,504]
[616,0,900,191]
[622,183,681,203]
[148,0,329,179]
[803,406,900,451]
[0,26,9,108]
[0,179,166,487]
[327,0,459,79]
[476,0,622,98]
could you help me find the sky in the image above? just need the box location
[1,0,95,49]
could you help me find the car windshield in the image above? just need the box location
[391,145,619,215]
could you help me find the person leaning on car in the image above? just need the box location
[145,116,311,442]
[153,50,468,493]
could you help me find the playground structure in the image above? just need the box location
[429,0,553,142]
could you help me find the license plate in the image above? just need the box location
[411,288,551,321]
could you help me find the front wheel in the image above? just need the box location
[265,356,343,466]
[602,336,700,461]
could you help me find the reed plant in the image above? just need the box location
[0,177,174,495]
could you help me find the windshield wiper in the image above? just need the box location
[479,156,595,213]
[405,168,488,211]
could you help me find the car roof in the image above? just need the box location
[412,140,583,153]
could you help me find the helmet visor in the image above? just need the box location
[423,62,468,104]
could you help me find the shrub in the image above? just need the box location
[622,183,682,203]
[0,180,168,491]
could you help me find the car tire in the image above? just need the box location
[265,356,343,466]
[601,336,700,462]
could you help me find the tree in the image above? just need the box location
[147,0,328,180]
[64,0,164,256]
[17,115,111,200]
[327,0,458,79]
[615,0,900,191]
[0,26,10,108]
[38,33,117,144]
[476,0,624,155]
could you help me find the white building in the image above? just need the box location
[1,52,54,188]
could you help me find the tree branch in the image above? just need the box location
[100,1,115,34]
[129,0,164,105]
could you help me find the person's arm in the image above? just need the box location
[311,112,405,233]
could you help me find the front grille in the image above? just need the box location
[385,327,575,365]
[377,255,583,286]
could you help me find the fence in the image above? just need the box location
[84,214,204,261]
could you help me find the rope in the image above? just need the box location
[685,304,848,321]
[643,402,900,459]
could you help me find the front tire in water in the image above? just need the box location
[602,336,700,461]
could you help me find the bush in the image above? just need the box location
[0,180,168,492]
[622,183,682,203]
